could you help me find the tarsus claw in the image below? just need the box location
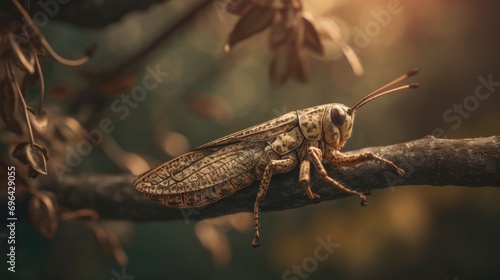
[252,237,261,248]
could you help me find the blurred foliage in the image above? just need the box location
[1,0,500,280]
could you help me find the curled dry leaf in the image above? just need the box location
[302,15,324,55]
[270,46,309,85]
[12,142,49,178]
[1,0,95,176]
[225,4,275,52]
[224,0,314,84]
[269,7,291,51]
[224,0,359,84]
[28,190,59,238]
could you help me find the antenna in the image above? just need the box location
[347,68,419,115]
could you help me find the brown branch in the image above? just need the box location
[38,136,500,222]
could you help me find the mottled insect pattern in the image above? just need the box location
[134,69,419,247]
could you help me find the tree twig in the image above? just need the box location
[39,136,500,222]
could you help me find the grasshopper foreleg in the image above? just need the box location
[331,151,405,176]
[299,160,321,200]
[307,147,368,205]
[252,156,296,248]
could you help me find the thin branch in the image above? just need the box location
[39,136,500,222]
[6,58,35,144]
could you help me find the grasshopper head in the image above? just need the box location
[324,104,355,149]
[325,68,420,149]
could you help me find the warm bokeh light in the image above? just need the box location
[4,1,499,280]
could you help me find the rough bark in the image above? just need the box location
[35,136,500,222]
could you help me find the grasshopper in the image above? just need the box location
[134,69,419,247]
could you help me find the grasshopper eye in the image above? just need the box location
[331,106,346,127]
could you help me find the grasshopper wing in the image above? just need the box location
[195,111,298,150]
[134,142,264,207]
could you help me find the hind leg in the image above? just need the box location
[252,156,296,247]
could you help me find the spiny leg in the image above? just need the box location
[299,159,320,200]
[253,157,296,248]
[331,151,404,176]
[307,147,368,206]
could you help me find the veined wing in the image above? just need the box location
[195,110,298,150]
[134,142,264,195]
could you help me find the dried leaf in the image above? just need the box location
[282,1,301,29]
[11,143,29,165]
[269,48,292,85]
[270,46,309,85]
[28,191,59,238]
[291,49,309,83]
[268,7,309,85]
[226,5,275,52]
[294,15,305,48]
[12,142,49,178]
[302,16,324,55]
[269,12,290,51]
[25,143,48,175]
